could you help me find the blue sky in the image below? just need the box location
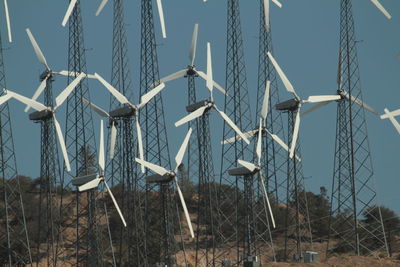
[4,1,400,213]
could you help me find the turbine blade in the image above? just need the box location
[99,120,105,174]
[82,97,110,118]
[57,70,96,79]
[26,28,49,70]
[109,122,117,159]
[174,128,192,172]
[159,69,186,84]
[54,116,71,172]
[24,77,48,112]
[221,129,257,144]
[95,73,130,105]
[156,0,167,38]
[7,90,47,111]
[55,72,85,108]
[256,118,263,165]
[206,42,213,93]
[175,178,194,238]
[189,24,199,66]
[267,52,299,99]
[215,107,250,144]
[62,0,78,27]
[238,159,257,172]
[136,120,145,173]
[95,0,109,16]
[305,95,341,103]
[259,171,276,228]
[263,0,270,31]
[135,158,168,176]
[289,111,301,159]
[301,101,331,116]
[196,71,227,95]
[370,0,392,19]
[104,180,127,227]
[271,0,282,8]
[0,93,11,105]
[342,92,379,115]
[380,108,400,119]
[79,177,101,192]
[261,80,270,120]
[175,105,207,127]
[383,108,400,135]
[139,83,166,107]
[4,0,12,42]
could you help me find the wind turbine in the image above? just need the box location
[3,74,85,172]
[92,0,167,39]
[267,52,342,158]
[93,72,166,170]
[135,128,195,238]
[24,28,94,113]
[175,42,250,144]
[157,24,226,95]
[370,0,392,19]
[380,108,400,135]
[72,120,127,227]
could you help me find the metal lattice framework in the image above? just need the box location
[216,0,254,265]
[327,0,388,256]
[0,31,32,266]
[57,1,108,265]
[31,73,62,266]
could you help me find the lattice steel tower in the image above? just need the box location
[0,30,32,267]
[58,1,106,265]
[327,0,388,256]
[216,0,254,265]
[29,72,62,266]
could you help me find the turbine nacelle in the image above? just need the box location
[228,166,260,177]
[146,173,175,184]
[186,100,213,113]
[28,109,53,121]
[109,105,137,118]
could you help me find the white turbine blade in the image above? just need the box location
[189,24,199,66]
[24,77,48,112]
[136,120,145,173]
[196,71,227,95]
[4,0,12,42]
[104,180,127,227]
[175,105,207,127]
[238,159,257,172]
[215,107,250,144]
[256,119,263,165]
[380,108,400,119]
[26,28,49,70]
[259,171,276,228]
[305,95,341,103]
[156,0,167,38]
[0,93,11,105]
[78,177,101,192]
[7,90,47,111]
[301,101,332,116]
[95,0,109,16]
[82,98,110,118]
[370,0,391,19]
[62,0,78,27]
[221,129,257,144]
[206,42,213,93]
[139,83,166,107]
[95,73,130,105]
[159,69,186,84]
[135,158,168,176]
[109,122,117,159]
[261,80,270,121]
[343,92,379,115]
[55,72,85,108]
[383,108,400,135]
[266,129,301,162]
[271,0,282,8]
[175,178,194,238]
[57,70,96,79]
[174,128,192,172]
[99,120,105,174]
[289,111,300,159]
[263,0,270,31]
[267,52,299,99]
[54,116,71,172]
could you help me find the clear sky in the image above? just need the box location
[4,1,400,214]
